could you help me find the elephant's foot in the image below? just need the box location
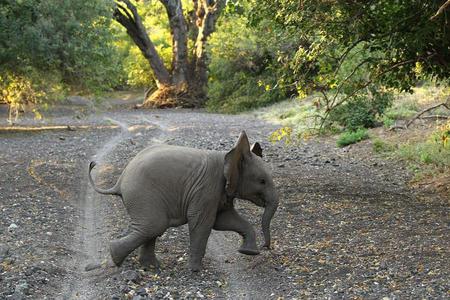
[139,253,160,269]
[238,239,260,255]
[189,260,202,272]
[138,238,160,269]
[238,247,260,255]
[110,240,127,266]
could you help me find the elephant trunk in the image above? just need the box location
[261,192,278,249]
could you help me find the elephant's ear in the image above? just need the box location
[224,131,251,197]
[251,142,263,157]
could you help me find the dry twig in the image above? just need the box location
[389,99,450,130]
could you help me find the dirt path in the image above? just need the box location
[61,118,131,299]
[0,104,448,299]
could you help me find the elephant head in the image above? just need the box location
[224,131,279,249]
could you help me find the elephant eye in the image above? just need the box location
[259,178,266,185]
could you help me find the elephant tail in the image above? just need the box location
[88,161,121,196]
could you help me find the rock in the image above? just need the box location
[122,270,140,283]
[136,287,147,296]
[8,280,30,299]
[6,292,25,300]
[132,295,149,300]
[65,96,92,106]
[8,223,18,230]
[0,243,10,262]
[120,284,131,293]
[85,262,102,271]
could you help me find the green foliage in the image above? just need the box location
[336,129,369,147]
[206,11,287,113]
[382,116,395,128]
[269,127,293,144]
[0,0,122,107]
[329,90,393,131]
[250,0,450,129]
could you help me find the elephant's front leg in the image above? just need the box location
[213,208,259,255]
[188,217,214,272]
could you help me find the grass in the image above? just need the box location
[372,138,396,153]
[370,120,450,189]
[397,139,450,168]
[384,85,450,121]
[252,95,320,137]
[336,128,370,147]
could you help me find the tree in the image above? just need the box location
[251,0,450,130]
[113,0,226,108]
[0,0,121,119]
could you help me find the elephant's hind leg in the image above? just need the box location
[139,238,160,268]
[110,230,146,266]
[213,208,259,255]
[110,218,168,267]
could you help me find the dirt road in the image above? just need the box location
[0,104,448,299]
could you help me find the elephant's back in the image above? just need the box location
[129,144,206,169]
[120,144,208,195]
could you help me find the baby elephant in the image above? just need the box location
[88,131,278,271]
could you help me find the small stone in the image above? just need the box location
[59,136,66,140]
[111,295,120,300]
[120,285,131,293]
[122,270,140,283]
[277,164,285,168]
[8,223,18,230]
[0,243,10,261]
[196,291,205,298]
[85,262,102,271]
[15,280,29,295]
[6,292,25,300]
[136,287,147,296]
[46,232,52,236]
[132,295,148,300]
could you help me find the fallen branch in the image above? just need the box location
[420,115,449,120]
[389,100,450,131]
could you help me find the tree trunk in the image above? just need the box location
[192,0,225,93]
[114,0,225,108]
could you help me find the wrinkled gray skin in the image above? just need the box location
[88,131,278,271]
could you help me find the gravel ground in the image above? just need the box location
[0,102,448,299]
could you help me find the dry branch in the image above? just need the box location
[389,99,450,131]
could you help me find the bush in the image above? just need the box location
[337,128,369,147]
[207,70,285,113]
[0,0,122,109]
[206,12,287,113]
[0,71,66,121]
[329,89,393,131]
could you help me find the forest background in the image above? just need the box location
[1,0,449,186]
